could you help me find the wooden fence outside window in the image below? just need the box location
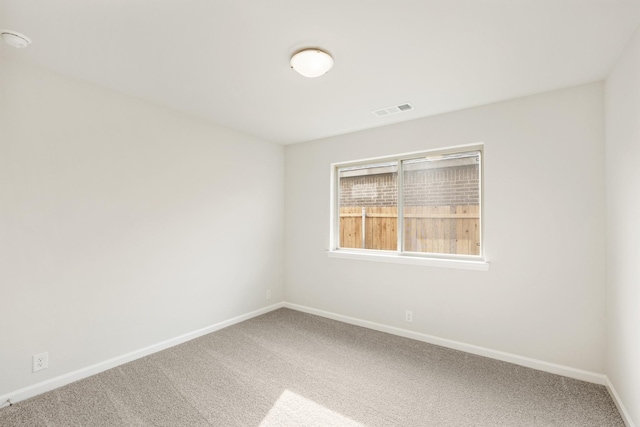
[339,205,480,255]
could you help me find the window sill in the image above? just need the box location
[327,250,490,271]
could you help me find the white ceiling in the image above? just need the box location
[2,0,640,144]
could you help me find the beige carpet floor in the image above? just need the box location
[0,308,624,426]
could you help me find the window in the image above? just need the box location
[331,145,484,265]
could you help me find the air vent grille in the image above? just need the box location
[372,102,415,117]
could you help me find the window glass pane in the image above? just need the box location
[338,162,398,250]
[402,151,480,255]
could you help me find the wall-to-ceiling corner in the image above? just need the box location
[605,24,640,427]
[0,59,285,399]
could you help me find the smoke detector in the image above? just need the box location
[1,30,31,48]
[373,103,415,117]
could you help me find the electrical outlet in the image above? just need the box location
[266,290,272,300]
[405,310,413,323]
[33,352,48,372]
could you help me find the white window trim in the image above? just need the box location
[329,143,488,271]
[327,250,489,271]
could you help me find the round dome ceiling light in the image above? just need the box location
[290,48,333,78]
[1,30,32,48]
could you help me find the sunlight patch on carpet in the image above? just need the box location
[259,390,363,427]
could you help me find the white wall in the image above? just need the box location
[605,25,640,426]
[285,83,606,373]
[0,60,284,397]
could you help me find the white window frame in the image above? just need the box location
[328,143,489,271]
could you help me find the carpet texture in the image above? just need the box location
[0,308,624,426]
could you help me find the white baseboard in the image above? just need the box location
[0,302,284,406]
[605,376,636,427]
[284,302,607,385]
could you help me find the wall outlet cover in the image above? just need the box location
[33,352,48,372]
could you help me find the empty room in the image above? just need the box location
[1,1,639,426]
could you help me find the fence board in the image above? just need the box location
[440,205,450,254]
[469,204,480,253]
[455,205,465,254]
[404,206,415,252]
[340,207,362,249]
[423,206,433,253]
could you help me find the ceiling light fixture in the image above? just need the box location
[1,30,31,48]
[290,48,333,78]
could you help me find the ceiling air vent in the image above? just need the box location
[373,102,415,117]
